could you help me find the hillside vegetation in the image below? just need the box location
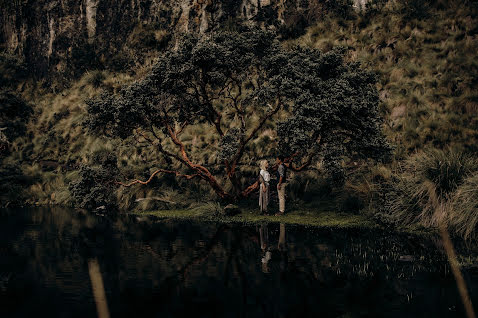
[1,0,478,237]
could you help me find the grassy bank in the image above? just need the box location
[132,205,437,236]
[135,208,375,228]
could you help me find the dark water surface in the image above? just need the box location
[1,207,477,317]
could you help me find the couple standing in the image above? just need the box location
[259,155,287,216]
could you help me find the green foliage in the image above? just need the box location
[84,29,389,200]
[218,127,244,162]
[364,0,389,16]
[322,0,355,19]
[277,12,309,40]
[339,193,364,214]
[68,150,119,211]
[128,24,171,51]
[276,46,391,179]
[107,53,134,73]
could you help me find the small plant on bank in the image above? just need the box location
[68,150,119,212]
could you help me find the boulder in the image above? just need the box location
[222,204,241,216]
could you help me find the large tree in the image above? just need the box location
[85,29,390,201]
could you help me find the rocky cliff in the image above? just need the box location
[2,0,355,80]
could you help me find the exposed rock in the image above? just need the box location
[1,0,370,79]
[379,89,389,101]
[222,204,241,216]
[391,105,407,119]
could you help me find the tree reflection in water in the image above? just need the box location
[1,207,477,318]
[259,223,288,275]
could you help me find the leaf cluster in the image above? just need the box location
[68,150,119,211]
[276,46,391,168]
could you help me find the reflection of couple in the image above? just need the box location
[259,155,288,216]
[260,223,287,273]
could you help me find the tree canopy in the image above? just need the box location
[85,29,390,201]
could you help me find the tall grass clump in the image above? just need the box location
[382,149,477,232]
[450,174,478,239]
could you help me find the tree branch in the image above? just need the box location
[198,72,224,137]
[241,181,259,198]
[166,123,232,199]
[230,98,282,175]
[116,169,201,187]
[288,154,315,172]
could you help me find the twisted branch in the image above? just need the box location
[117,169,201,187]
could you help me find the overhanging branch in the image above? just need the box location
[229,98,282,175]
[116,169,201,187]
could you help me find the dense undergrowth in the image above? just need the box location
[1,0,477,238]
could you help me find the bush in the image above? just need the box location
[0,164,36,207]
[0,92,32,142]
[399,0,430,20]
[85,70,106,88]
[450,173,478,239]
[107,52,134,73]
[68,150,119,211]
[380,149,477,231]
[339,193,364,214]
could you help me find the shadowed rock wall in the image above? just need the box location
[2,0,347,79]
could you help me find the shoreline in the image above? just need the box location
[132,207,436,237]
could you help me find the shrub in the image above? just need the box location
[339,193,364,214]
[450,173,478,239]
[399,0,430,20]
[0,92,32,141]
[68,150,119,211]
[107,52,134,72]
[411,149,476,197]
[85,70,106,88]
[320,0,355,20]
[0,164,36,207]
[380,149,477,231]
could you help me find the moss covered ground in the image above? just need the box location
[135,208,375,228]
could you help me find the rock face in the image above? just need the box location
[1,0,372,80]
[0,0,328,79]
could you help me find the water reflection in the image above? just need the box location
[259,223,288,274]
[1,207,477,318]
[259,223,271,273]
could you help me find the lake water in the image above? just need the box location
[0,207,477,317]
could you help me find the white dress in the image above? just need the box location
[259,169,270,212]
